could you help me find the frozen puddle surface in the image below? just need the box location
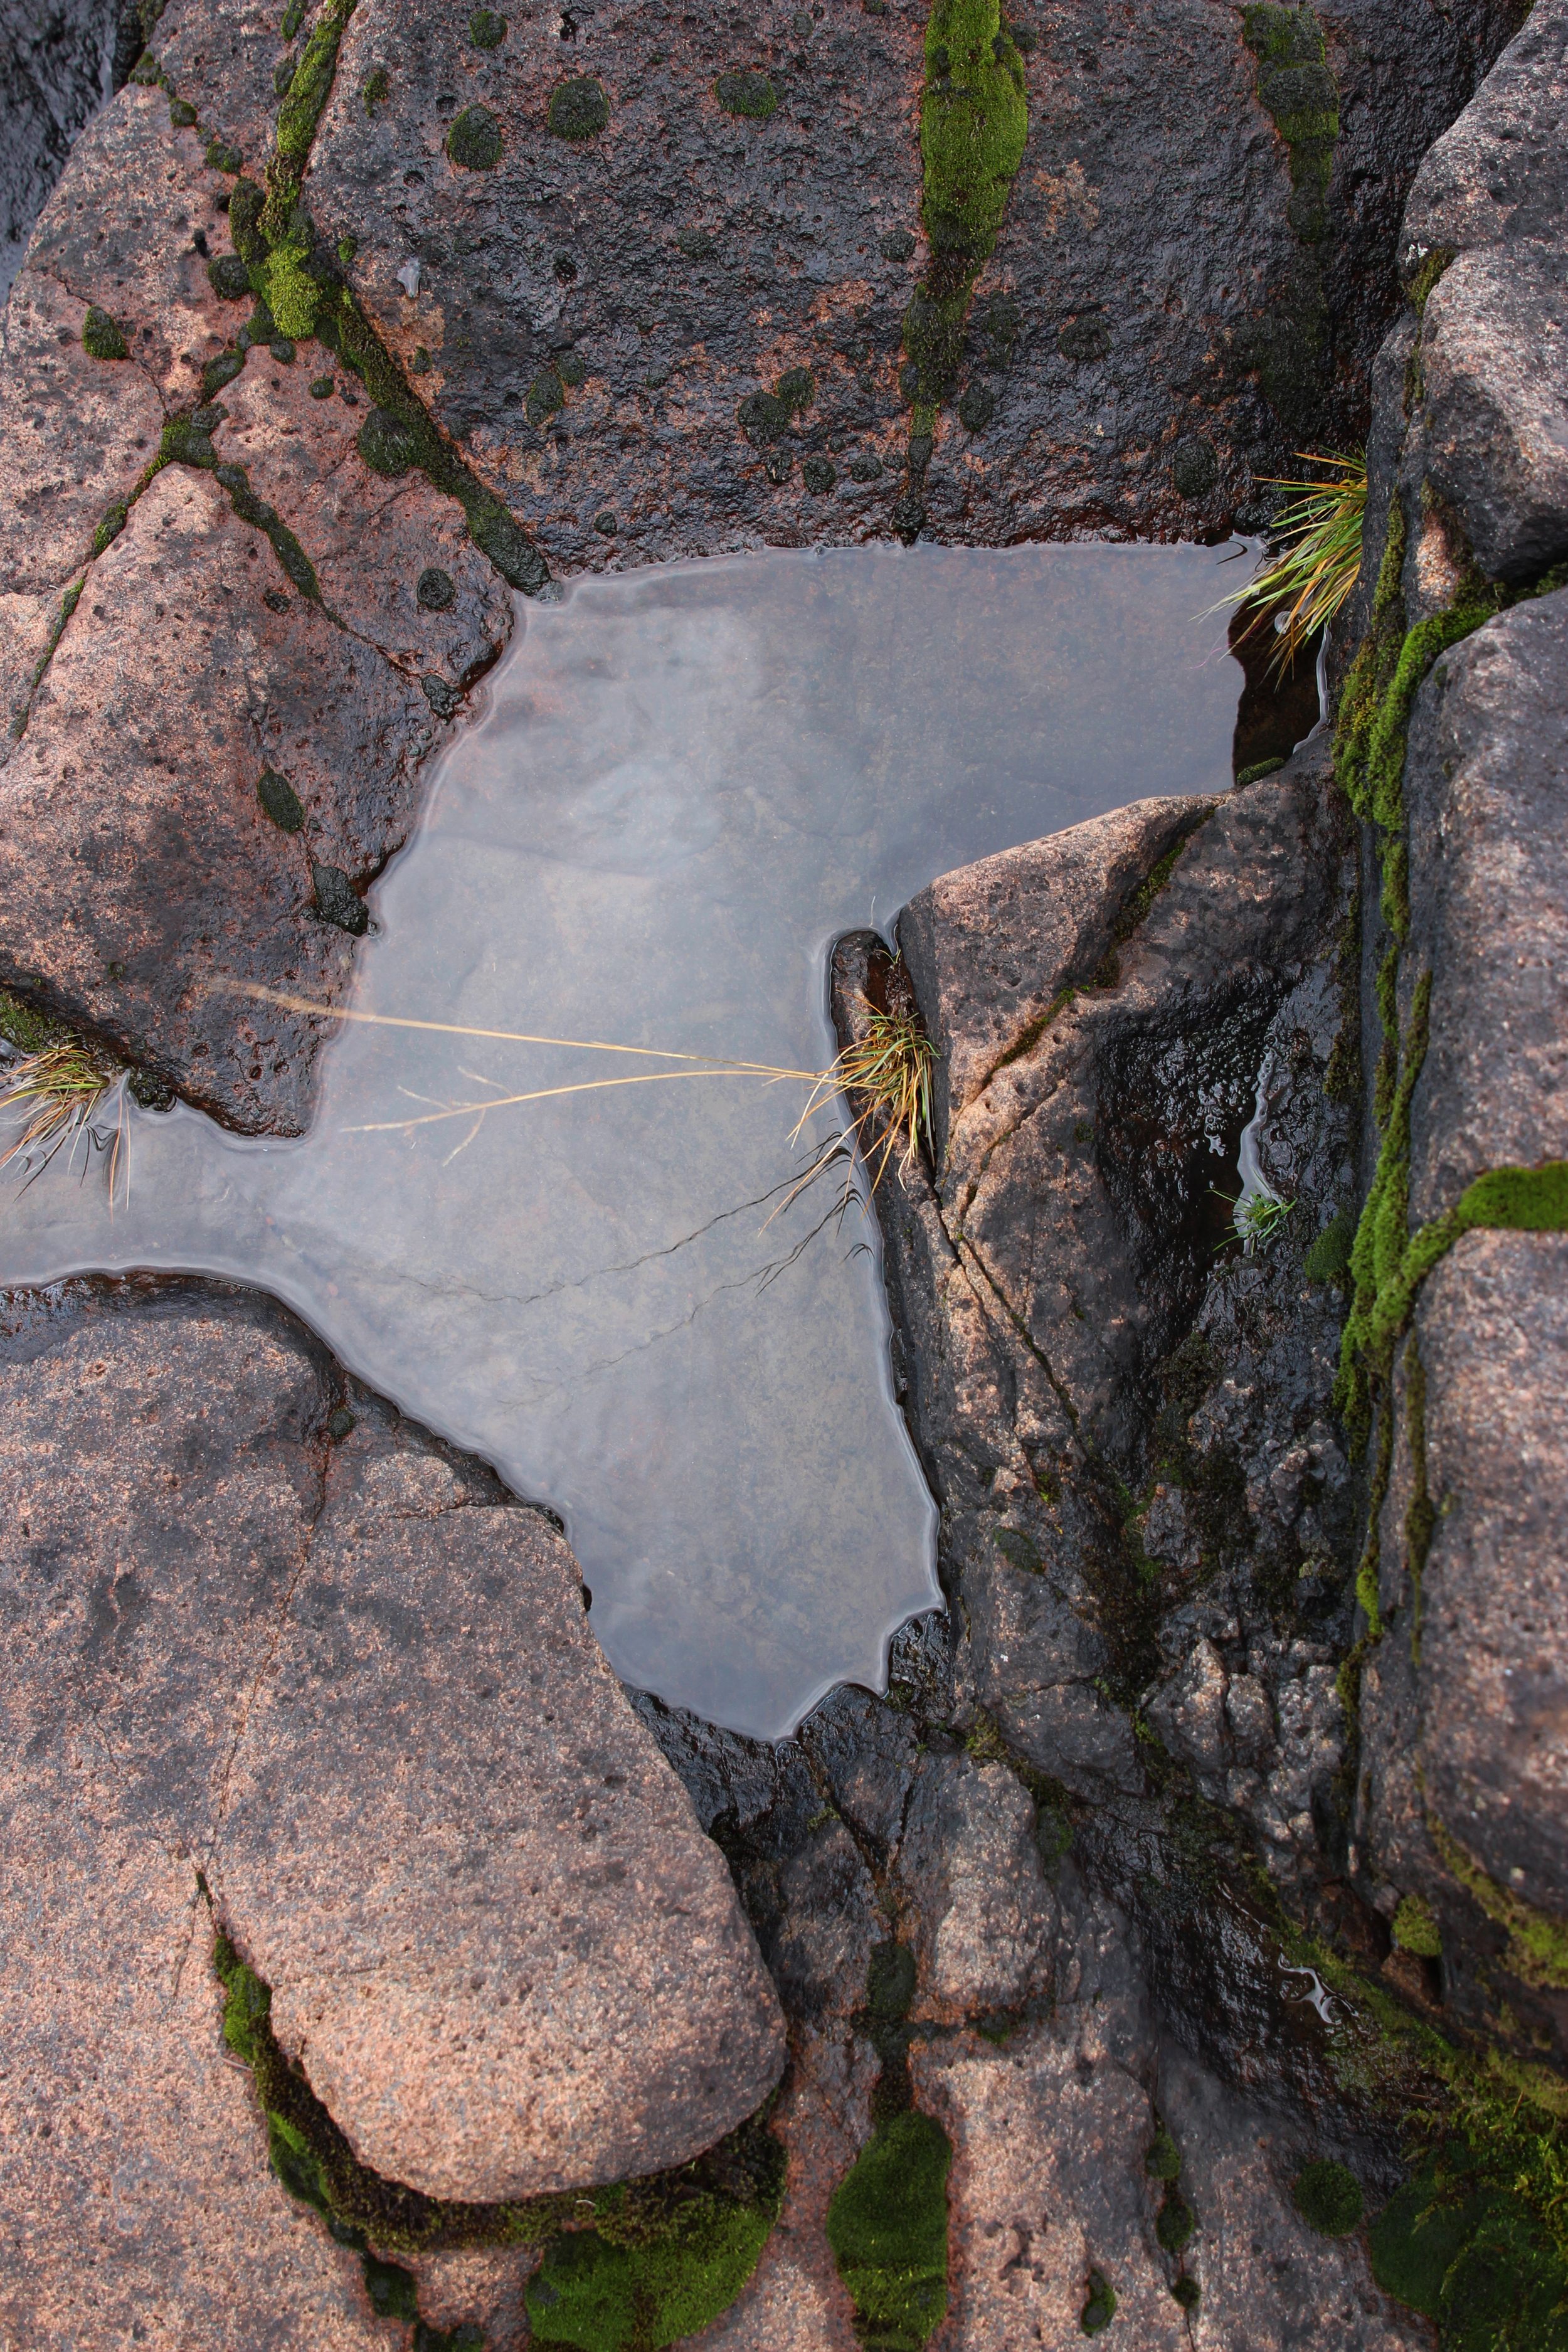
[1,543,1244,1737]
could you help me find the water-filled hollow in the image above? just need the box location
[1,542,1249,1737]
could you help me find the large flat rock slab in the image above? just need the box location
[1,1278,784,2313]
[217,1386,785,2203]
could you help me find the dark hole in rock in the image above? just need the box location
[417,568,457,612]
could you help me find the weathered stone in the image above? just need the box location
[797,1680,918,1860]
[1362,1230,1568,2060]
[1403,590,1568,1219]
[898,794,1212,1166]
[895,1756,1057,2021]
[1402,0,1568,259]
[1144,1636,1230,1795]
[155,0,285,163]
[0,1280,785,2228]
[1421,247,1568,581]
[0,462,433,1132]
[765,1819,882,2018]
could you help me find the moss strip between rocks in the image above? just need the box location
[211,1923,784,2348]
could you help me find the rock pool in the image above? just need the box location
[1,540,1244,1735]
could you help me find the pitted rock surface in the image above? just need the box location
[895,1754,1057,2020]
[0,1279,784,2231]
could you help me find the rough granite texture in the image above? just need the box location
[894,1754,1058,2021]
[0,1281,784,2225]
[1402,0,1568,578]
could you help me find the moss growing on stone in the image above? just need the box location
[169,95,198,127]
[714,70,776,119]
[526,2157,785,2351]
[1293,2158,1363,2237]
[1303,1207,1353,1282]
[1242,6,1338,232]
[1079,2266,1116,2333]
[363,66,389,112]
[229,179,267,263]
[358,406,420,475]
[312,862,368,934]
[448,104,502,169]
[257,768,305,832]
[827,2108,951,2348]
[737,391,790,445]
[205,134,244,171]
[470,7,507,44]
[803,455,836,494]
[277,0,355,161]
[1406,246,1454,314]
[919,0,1027,260]
[1428,1815,1568,1992]
[82,304,129,359]
[1145,2125,1182,2183]
[1392,1893,1441,1959]
[1172,2273,1200,2310]
[208,254,253,300]
[526,369,566,427]
[549,75,608,139]
[416,566,456,612]
[93,502,129,556]
[0,988,66,1054]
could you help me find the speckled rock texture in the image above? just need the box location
[1402,0,1568,580]
[894,1754,1058,2021]
[0,0,130,302]
[0,1279,784,2329]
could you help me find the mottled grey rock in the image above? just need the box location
[1421,246,1568,581]
[963,1549,1143,1798]
[797,1682,919,1860]
[1145,1636,1231,1795]
[899,795,1212,1167]
[1401,0,1568,576]
[1404,590,1568,1220]
[1226,1671,1276,1766]
[766,1820,881,2018]
[896,1756,1057,2020]
[1362,1229,1568,2063]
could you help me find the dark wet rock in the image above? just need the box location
[1402,590,1568,1219]
[0,0,128,306]
[1144,1635,1231,1799]
[766,1820,882,2018]
[797,1681,918,1860]
[894,1755,1057,2020]
[0,1279,785,2225]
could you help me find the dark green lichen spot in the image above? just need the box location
[92,502,129,556]
[312,863,368,935]
[280,0,305,39]
[169,95,198,127]
[410,345,431,374]
[228,179,266,263]
[448,103,502,167]
[201,348,246,400]
[644,366,669,391]
[1156,2189,1195,2252]
[1172,435,1218,499]
[993,1527,1041,1572]
[957,381,995,432]
[258,768,305,832]
[363,66,389,112]
[548,74,608,140]
[422,675,460,719]
[417,566,456,612]
[1172,2274,1200,2311]
[204,134,243,171]
[849,453,883,482]
[1058,312,1110,363]
[556,350,586,388]
[357,406,419,475]
[879,227,916,261]
[738,390,790,446]
[803,455,836,494]
[714,69,776,119]
[1236,754,1285,786]
[470,8,506,46]
[207,254,253,300]
[328,1406,357,1441]
[526,369,565,427]
[1081,2267,1116,2334]
[1293,2159,1362,2238]
[270,337,295,363]
[309,374,335,398]
[82,304,128,360]
[775,366,814,412]
[263,586,289,612]
[553,252,577,282]
[593,509,617,535]
[677,227,716,259]
[363,2257,418,2321]
[891,488,925,543]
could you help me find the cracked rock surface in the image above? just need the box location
[0,1278,784,2330]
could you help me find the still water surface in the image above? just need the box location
[1,544,1245,1737]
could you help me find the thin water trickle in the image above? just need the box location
[1,542,1246,1737]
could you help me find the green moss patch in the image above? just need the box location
[1079,2266,1116,2333]
[363,66,389,113]
[1392,1894,1441,1959]
[1428,1816,1568,1993]
[258,768,305,832]
[82,304,129,359]
[208,254,253,300]
[1302,1207,1353,1282]
[211,1924,782,2340]
[1372,2161,1568,2349]
[1293,2158,1363,2237]
[919,0,1027,260]
[277,0,355,160]
[1242,5,1338,233]
[714,70,776,119]
[448,104,502,169]
[827,2107,951,2348]
[549,75,608,139]
[470,8,507,46]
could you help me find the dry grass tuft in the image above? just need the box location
[0,1039,125,1195]
[1214,450,1367,676]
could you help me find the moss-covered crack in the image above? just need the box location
[211,1920,784,2348]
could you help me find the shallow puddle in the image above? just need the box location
[2,543,1246,1737]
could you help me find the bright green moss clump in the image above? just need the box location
[1079,2267,1116,2334]
[82,303,128,359]
[526,2164,785,2351]
[1392,1894,1441,1959]
[827,2108,951,2348]
[1372,2159,1568,2350]
[919,0,1027,260]
[277,0,356,159]
[548,75,608,139]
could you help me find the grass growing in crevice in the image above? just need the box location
[212,1923,785,2347]
[0,1037,124,1194]
[1212,451,1365,676]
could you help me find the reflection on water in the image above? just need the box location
[0,543,1244,1737]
